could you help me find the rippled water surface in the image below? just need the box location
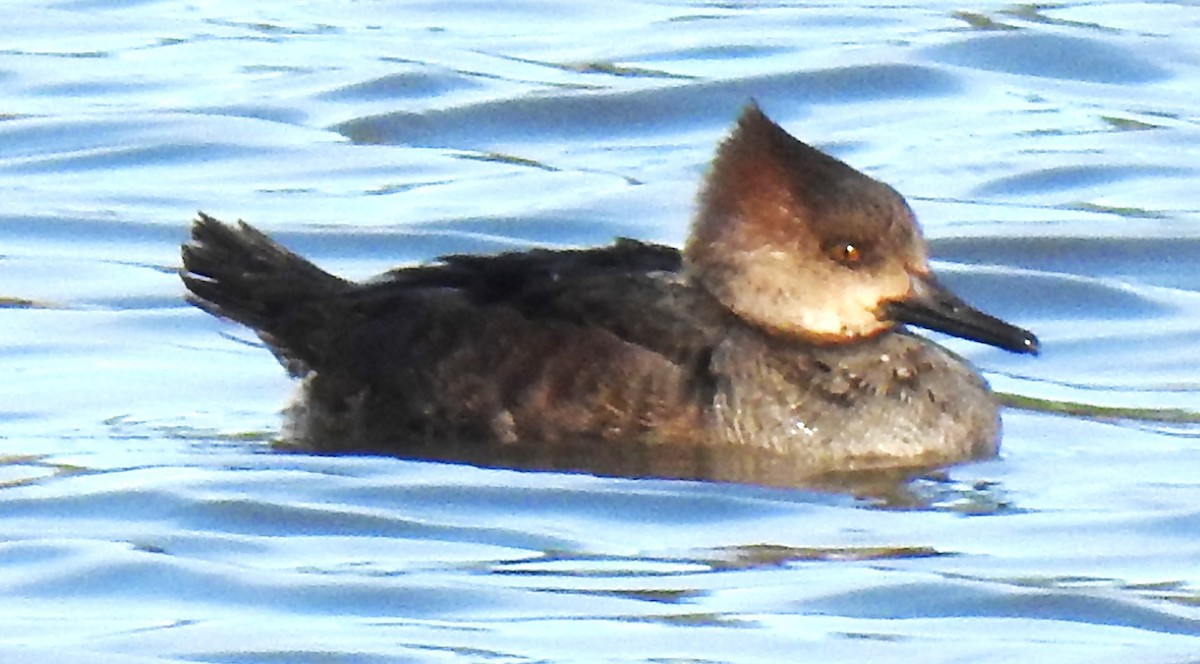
[3,1,1200,662]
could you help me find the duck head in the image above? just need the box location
[684,105,1038,355]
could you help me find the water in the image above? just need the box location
[2,1,1200,662]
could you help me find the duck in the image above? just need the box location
[180,104,1038,488]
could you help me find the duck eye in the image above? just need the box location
[829,241,862,266]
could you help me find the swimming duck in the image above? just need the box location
[180,105,1037,487]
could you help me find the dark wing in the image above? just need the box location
[354,238,730,369]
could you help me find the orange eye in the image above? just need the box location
[831,242,861,266]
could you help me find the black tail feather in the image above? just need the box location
[180,212,351,373]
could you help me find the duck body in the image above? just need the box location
[182,106,1036,486]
